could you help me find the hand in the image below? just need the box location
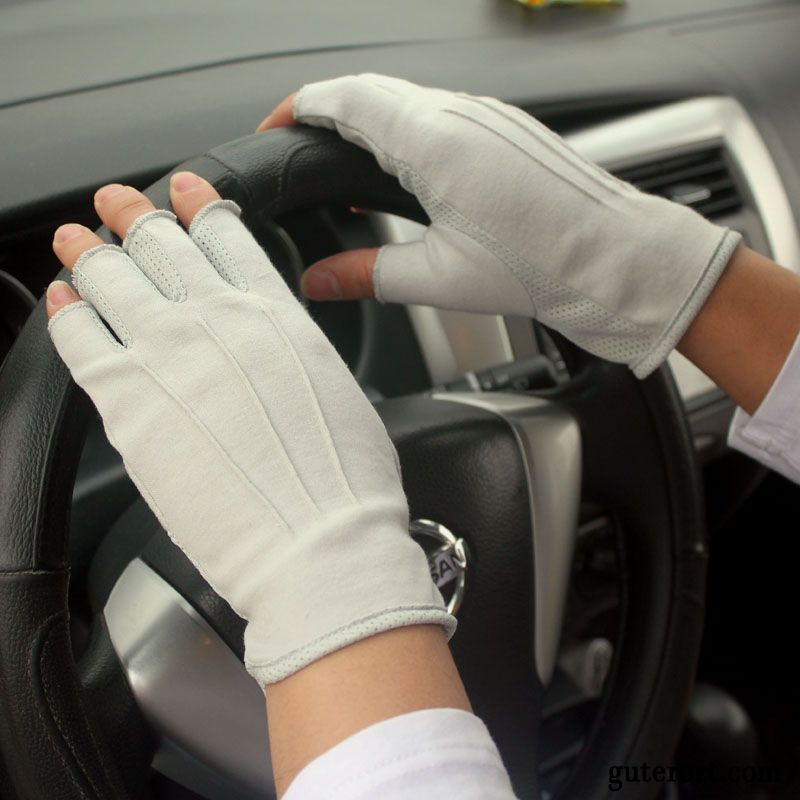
[258,74,741,378]
[46,173,454,686]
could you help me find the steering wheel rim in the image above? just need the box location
[0,126,707,800]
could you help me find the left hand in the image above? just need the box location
[257,75,741,379]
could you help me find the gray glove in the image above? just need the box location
[48,202,454,685]
[294,74,741,377]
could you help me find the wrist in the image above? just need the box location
[678,245,800,413]
[242,506,456,684]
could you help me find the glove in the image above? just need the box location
[48,201,454,684]
[293,74,742,377]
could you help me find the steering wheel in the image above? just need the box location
[0,127,707,800]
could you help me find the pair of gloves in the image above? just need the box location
[49,75,740,685]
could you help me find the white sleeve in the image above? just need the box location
[728,330,800,484]
[282,708,518,800]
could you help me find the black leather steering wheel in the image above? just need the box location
[0,127,707,800]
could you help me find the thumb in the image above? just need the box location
[301,248,379,301]
[300,241,436,304]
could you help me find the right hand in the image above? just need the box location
[46,176,453,688]
[258,74,740,379]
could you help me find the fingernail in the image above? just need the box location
[302,270,342,299]
[171,171,204,193]
[256,113,272,132]
[46,280,76,307]
[94,184,126,204]
[53,223,86,244]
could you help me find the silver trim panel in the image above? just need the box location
[433,392,581,684]
[105,559,274,800]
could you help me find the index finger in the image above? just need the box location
[256,92,299,132]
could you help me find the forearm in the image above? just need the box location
[265,625,471,796]
[677,245,800,415]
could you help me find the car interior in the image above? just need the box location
[1,1,799,798]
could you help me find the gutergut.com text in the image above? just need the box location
[608,762,783,792]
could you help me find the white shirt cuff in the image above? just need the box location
[283,708,518,800]
[728,329,800,484]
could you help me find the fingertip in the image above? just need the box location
[301,248,378,301]
[51,224,106,271]
[300,268,342,300]
[52,223,88,249]
[45,280,80,319]
[255,113,273,133]
[256,92,299,132]
[170,171,210,194]
[169,171,221,227]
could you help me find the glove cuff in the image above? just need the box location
[631,228,743,379]
[245,605,456,685]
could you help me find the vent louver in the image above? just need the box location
[614,146,742,219]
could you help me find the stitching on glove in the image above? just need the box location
[246,604,457,683]
[443,106,605,206]
[630,229,742,378]
[189,198,243,232]
[197,314,321,513]
[291,84,311,121]
[372,245,390,304]
[47,300,125,351]
[461,95,633,200]
[132,356,292,533]
[121,208,178,244]
[258,302,357,504]
[71,243,125,273]
[72,268,132,348]
[124,226,187,303]
[190,203,249,292]
[359,75,405,98]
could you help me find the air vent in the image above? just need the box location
[614,146,742,219]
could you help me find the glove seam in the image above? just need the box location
[373,245,388,303]
[292,84,315,124]
[130,352,294,532]
[461,95,636,198]
[121,208,178,249]
[72,266,132,347]
[630,229,742,378]
[197,312,322,514]
[443,105,607,207]
[188,198,243,233]
[257,301,359,504]
[246,604,456,684]
[189,201,250,292]
[47,300,125,352]
[124,223,187,303]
